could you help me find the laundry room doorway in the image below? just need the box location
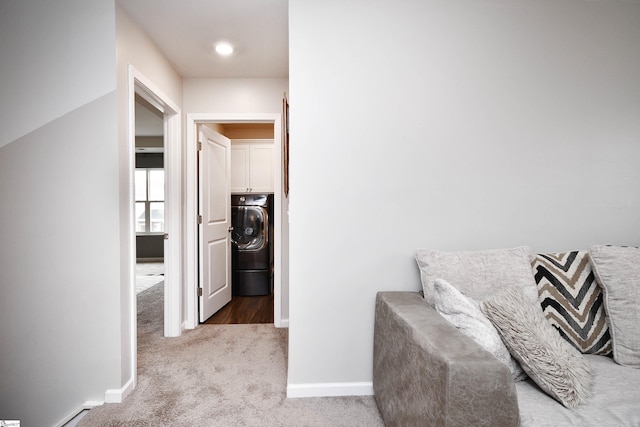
[185,113,287,329]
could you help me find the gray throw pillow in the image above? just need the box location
[415,246,539,307]
[589,245,640,368]
[432,278,526,381]
[481,287,592,408]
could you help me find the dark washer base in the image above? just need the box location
[233,269,271,296]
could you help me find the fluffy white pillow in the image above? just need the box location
[482,287,592,408]
[432,278,526,381]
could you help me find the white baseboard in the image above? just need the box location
[276,318,289,328]
[54,379,134,426]
[287,381,374,398]
[54,401,102,427]
[105,377,134,403]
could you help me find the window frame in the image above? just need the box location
[135,167,165,235]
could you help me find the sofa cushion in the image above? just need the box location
[589,245,640,368]
[432,278,526,381]
[482,287,592,408]
[532,251,612,355]
[415,246,539,307]
[517,354,640,426]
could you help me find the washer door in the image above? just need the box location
[231,206,267,250]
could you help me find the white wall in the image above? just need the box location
[184,78,287,114]
[287,0,640,393]
[183,77,290,321]
[115,3,183,385]
[0,1,121,425]
[116,5,183,107]
[0,1,116,149]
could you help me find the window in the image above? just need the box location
[135,169,164,233]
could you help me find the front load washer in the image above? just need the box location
[231,194,273,296]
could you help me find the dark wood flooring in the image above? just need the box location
[203,293,274,324]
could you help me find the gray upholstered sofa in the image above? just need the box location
[373,245,640,426]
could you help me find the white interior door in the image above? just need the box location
[198,125,232,322]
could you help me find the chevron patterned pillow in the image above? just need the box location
[531,251,612,355]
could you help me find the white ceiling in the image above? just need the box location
[118,0,289,78]
[135,95,163,138]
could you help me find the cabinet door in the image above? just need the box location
[249,145,274,193]
[230,145,249,193]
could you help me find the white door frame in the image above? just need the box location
[127,66,183,387]
[185,113,283,329]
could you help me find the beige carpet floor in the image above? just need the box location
[78,283,384,426]
[135,262,164,294]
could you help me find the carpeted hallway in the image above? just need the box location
[77,283,384,426]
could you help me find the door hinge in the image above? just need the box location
[197,215,203,224]
[163,233,169,240]
[197,141,202,151]
[198,287,203,297]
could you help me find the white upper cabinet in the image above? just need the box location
[230,140,274,193]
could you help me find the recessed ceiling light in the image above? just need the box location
[215,42,234,56]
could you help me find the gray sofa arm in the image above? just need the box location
[373,292,519,427]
